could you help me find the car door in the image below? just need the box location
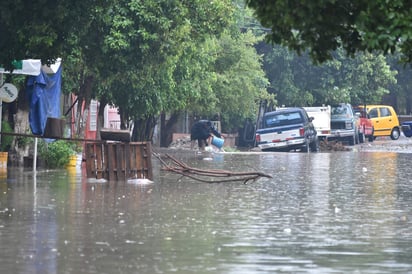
[376,107,394,135]
[369,106,393,136]
[368,107,385,136]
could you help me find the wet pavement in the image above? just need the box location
[0,139,412,273]
[358,135,412,153]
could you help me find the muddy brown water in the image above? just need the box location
[0,142,411,273]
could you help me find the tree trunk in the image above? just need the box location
[131,115,157,142]
[160,111,181,147]
[118,107,130,130]
[96,97,107,140]
[10,82,31,165]
[74,75,94,138]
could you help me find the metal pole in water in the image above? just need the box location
[33,137,38,172]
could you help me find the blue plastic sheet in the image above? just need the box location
[26,65,62,135]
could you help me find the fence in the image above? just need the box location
[85,142,152,180]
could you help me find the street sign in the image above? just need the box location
[0,83,18,103]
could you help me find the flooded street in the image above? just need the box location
[0,146,412,273]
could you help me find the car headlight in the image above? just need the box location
[345,121,353,129]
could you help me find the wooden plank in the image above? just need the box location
[135,143,142,178]
[128,143,135,178]
[107,143,115,180]
[95,143,103,179]
[116,143,125,180]
[127,142,152,179]
[125,143,131,179]
[140,144,146,178]
[85,143,95,178]
[146,142,153,180]
[84,141,153,181]
[101,143,107,180]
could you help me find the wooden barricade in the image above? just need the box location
[85,142,152,180]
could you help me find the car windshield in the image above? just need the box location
[264,111,303,127]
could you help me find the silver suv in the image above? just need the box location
[329,103,359,145]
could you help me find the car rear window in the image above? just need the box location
[264,111,303,127]
[332,105,350,118]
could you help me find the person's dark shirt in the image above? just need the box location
[191,120,221,140]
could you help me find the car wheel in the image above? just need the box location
[390,128,400,140]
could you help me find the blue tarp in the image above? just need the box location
[26,65,62,135]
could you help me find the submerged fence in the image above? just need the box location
[85,142,152,181]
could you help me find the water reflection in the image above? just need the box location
[0,151,411,273]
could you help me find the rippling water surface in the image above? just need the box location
[0,150,411,273]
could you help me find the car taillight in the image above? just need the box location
[256,134,261,142]
[299,128,305,136]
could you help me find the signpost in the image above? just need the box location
[0,59,42,171]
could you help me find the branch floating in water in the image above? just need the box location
[153,153,272,184]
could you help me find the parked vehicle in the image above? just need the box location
[303,105,331,141]
[362,105,400,140]
[401,121,412,137]
[353,106,374,142]
[329,103,359,145]
[255,107,318,152]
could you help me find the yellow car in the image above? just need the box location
[361,105,400,140]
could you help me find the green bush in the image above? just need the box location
[1,121,13,152]
[39,140,76,168]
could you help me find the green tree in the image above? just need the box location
[200,31,273,132]
[385,53,412,113]
[0,0,96,67]
[90,0,235,141]
[246,0,412,63]
[263,46,397,106]
[1,0,273,145]
[343,52,397,105]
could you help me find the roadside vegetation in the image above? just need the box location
[1,0,412,149]
[38,140,79,169]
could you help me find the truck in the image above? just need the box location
[255,107,318,152]
[303,106,331,141]
[353,106,374,142]
[329,103,360,145]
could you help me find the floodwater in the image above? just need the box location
[0,148,411,273]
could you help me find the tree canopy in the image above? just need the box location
[246,0,412,63]
[3,0,412,145]
[1,0,273,141]
[263,45,397,107]
[0,0,93,68]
